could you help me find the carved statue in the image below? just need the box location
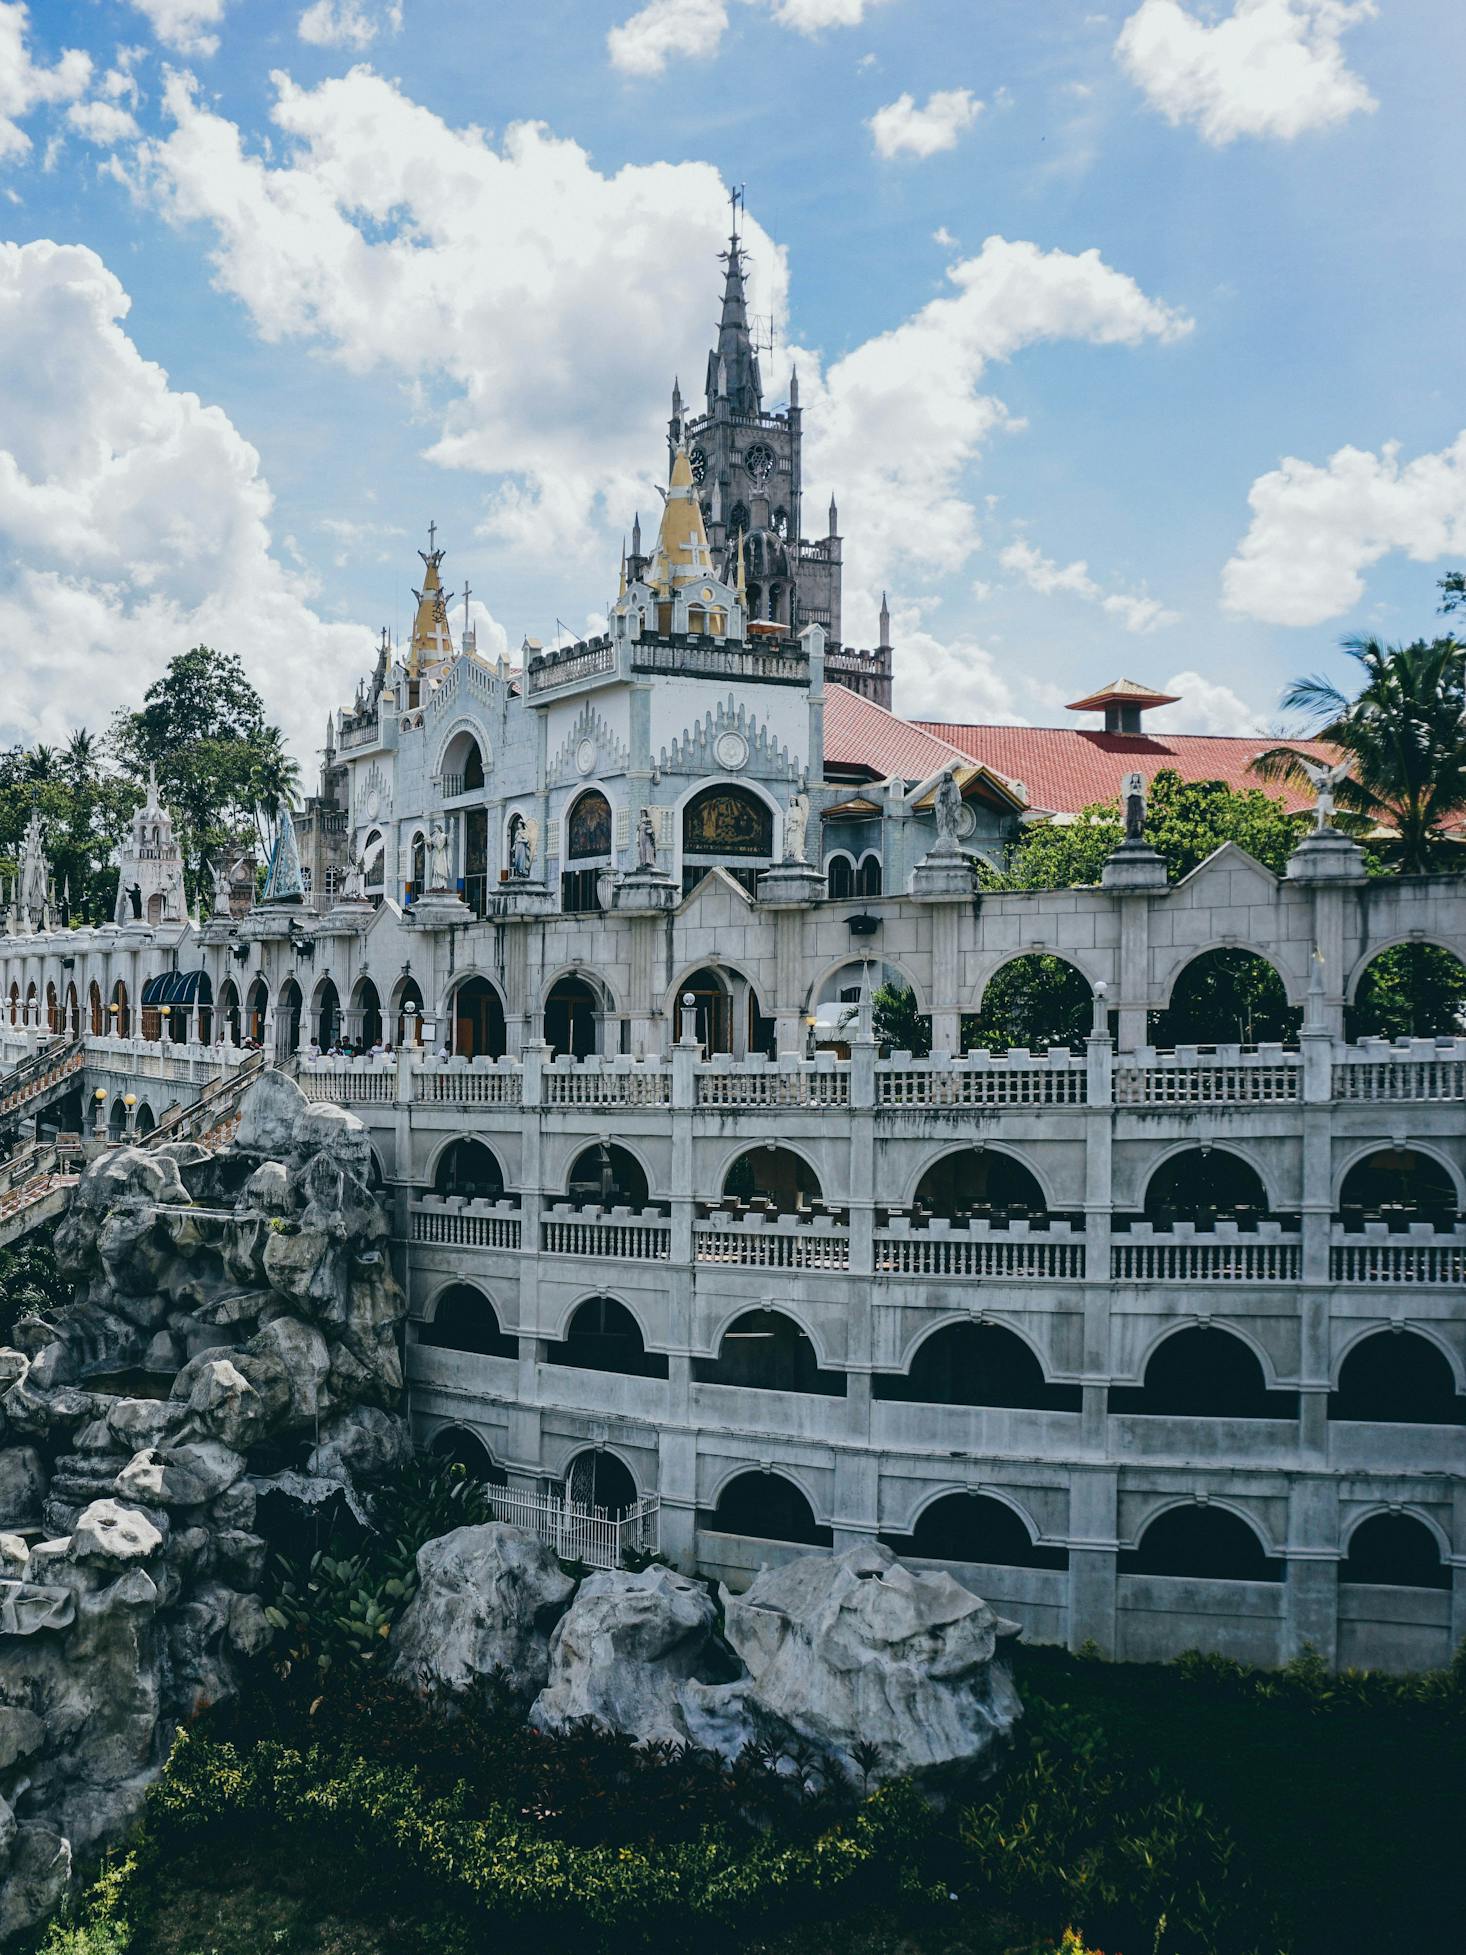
[636,807,659,870]
[509,813,533,881]
[1122,771,1146,844]
[1292,755,1352,832]
[429,819,451,889]
[127,882,143,921]
[782,791,810,865]
[343,851,366,902]
[933,768,963,848]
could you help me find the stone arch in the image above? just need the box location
[883,1488,1069,1569]
[350,974,382,1048]
[1137,1140,1276,1225]
[1110,1323,1297,1416]
[1330,1327,1464,1424]
[427,1424,507,1485]
[563,1446,640,1518]
[438,722,487,793]
[1151,945,1302,1048]
[703,1466,831,1547]
[1340,1509,1451,1588]
[968,951,1098,1053]
[548,1295,668,1379]
[875,1317,1080,1411]
[244,974,268,1045]
[805,954,928,1021]
[65,980,79,1036]
[217,978,240,1044]
[419,1282,517,1358]
[88,980,103,1035]
[720,1141,824,1213]
[1343,938,1466,1040]
[905,1141,1054,1217]
[134,1101,156,1137]
[430,1136,507,1201]
[277,975,304,1056]
[1121,1498,1282,1578]
[543,964,617,1058]
[448,970,507,1060]
[390,971,425,1046]
[856,851,883,897]
[311,975,341,1049]
[693,1307,846,1396]
[1334,1144,1461,1224]
[45,981,59,1034]
[566,1139,651,1207]
[824,850,856,900]
[668,960,773,1057]
[109,978,130,1038]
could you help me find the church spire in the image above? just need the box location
[878,591,891,649]
[650,441,714,589]
[407,522,456,677]
[706,186,762,417]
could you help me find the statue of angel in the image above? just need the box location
[1292,755,1353,832]
[934,767,963,848]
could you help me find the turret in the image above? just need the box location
[789,364,800,410]
[828,494,839,539]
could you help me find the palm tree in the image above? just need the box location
[248,727,302,857]
[25,744,55,783]
[63,728,95,788]
[1252,635,1466,873]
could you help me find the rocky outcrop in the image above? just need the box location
[391,1523,576,1698]
[0,1071,408,1941]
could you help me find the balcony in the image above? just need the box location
[694,1213,850,1271]
[525,637,617,695]
[410,1197,522,1249]
[542,1059,671,1108]
[628,634,809,687]
[1329,1226,1466,1287]
[878,1051,1086,1110]
[1111,1223,1301,1284]
[1115,1047,1300,1106]
[1332,1038,1466,1102]
[875,1216,1086,1280]
[540,1204,672,1261]
[418,1060,523,1107]
[697,1057,849,1108]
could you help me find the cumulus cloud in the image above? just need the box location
[0,3,90,162]
[126,0,228,58]
[869,87,981,159]
[1147,670,1264,733]
[0,238,391,757]
[299,0,402,50]
[66,99,140,146]
[1222,432,1466,626]
[1116,0,1376,144]
[864,593,1023,724]
[608,0,892,74]
[1000,535,1180,632]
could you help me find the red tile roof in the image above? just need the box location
[822,685,974,783]
[908,720,1335,816]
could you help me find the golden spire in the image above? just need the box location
[650,442,713,589]
[408,521,455,676]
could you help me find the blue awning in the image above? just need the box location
[140,970,213,1009]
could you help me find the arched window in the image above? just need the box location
[434,1138,506,1203]
[826,855,855,900]
[1347,943,1466,1042]
[217,979,240,1045]
[110,979,130,1038]
[314,978,341,1050]
[694,1310,845,1396]
[681,784,774,898]
[245,976,268,1046]
[1151,949,1301,1050]
[874,1322,1081,1411]
[442,729,486,797]
[966,956,1094,1054]
[1121,1506,1280,1581]
[722,1146,822,1214]
[565,1449,638,1519]
[451,976,506,1059]
[1338,1150,1457,1230]
[65,982,79,1036]
[545,975,602,1058]
[1330,1331,1463,1425]
[393,975,424,1046]
[420,1285,517,1358]
[89,981,103,1036]
[351,977,382,1049]
[567,1142,648,1207]
[1342,1514,1449,1590]
[567,790,612,859]
[705,1470,830,1547]
[277,977,303,1056]
[1142,1149,1271,1229]
[549,1297,667,1379]
[45,983,59,1034]
[856,854,883,897]
[408,832,426,905]
[912,1149,1049,1224]
[429,1426,507,1487]
[1108,1327,1297,1418]
[882,1493,1068,1569]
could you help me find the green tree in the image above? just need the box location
[966,955,1096,1052]
[871,980,931,1056]
[248,723,303,858]
[1438,570,1465,614]
[0,742,132,927]
[1252,635,1466,873]
[1346,943,1466,1041]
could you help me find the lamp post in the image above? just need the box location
[123,1091,137,1137]
[93,1086,107,1141]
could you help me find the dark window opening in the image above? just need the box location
[548,1297,667,1379]
[704,1471,831,1546]
[421,1285,517,1358]
[694,1309,845,1396]
[874,1322,1081,1411]
[881,1492,1068,1569]
[1108,1326,1298,1418]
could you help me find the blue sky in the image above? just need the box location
[1,0,1462,763]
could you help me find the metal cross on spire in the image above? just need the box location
[427,519,438,554]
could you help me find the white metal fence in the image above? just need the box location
[483,1485,660,1569]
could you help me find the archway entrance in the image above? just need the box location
[452,976,506,1059]
[545,974,601,1059]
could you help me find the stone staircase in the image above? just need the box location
[0,1037,83,1143]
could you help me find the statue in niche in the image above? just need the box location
[782,791,809,865]
[127,883,143,920]
[636,807,659,870]
[429,819,451,889]
[509,813,534,881]
[1122,772,1146,843]
[933,768,963,848]
[343,851,366,902]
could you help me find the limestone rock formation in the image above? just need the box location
[391,1523,576,1698]
[0,1071,408,1942]
[531,1564,738,1747]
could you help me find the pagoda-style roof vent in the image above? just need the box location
[1065,676,1179,735]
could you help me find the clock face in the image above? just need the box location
[688,444,708,484]
[744,441,776,485]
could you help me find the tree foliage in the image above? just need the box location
[1151,949,1301,1049]
[1345,943,1466,1041]
[0,737,135,925]
[1252,634,1466,873]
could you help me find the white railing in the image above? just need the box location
[416,1059,523,1106]
[526,639,617,694]
[694,1216,850,1270]
[542,1206,672,1261]
[298,1062,397,1105]
[1116,1045,1300,1106]
[410,1198,522,1249]
[543,1060,671,1108]
[84,1035,254,1087]
[875,1217,1085,1279]
[483,1485,659,1570]
[1111,1223,1301,1283]
[878,1052,1086,1109]
[697,1059,850,1109]
[1333,1038,1466,1103]
[1330,1229,1466,1286]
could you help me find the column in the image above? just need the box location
[1283,1475,1339,1666]
[1066,1466,1119,1654]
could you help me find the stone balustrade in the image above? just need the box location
[875,1215,1087,1279]
[1110,1221,1303,1284]
[410,1196,523,1249]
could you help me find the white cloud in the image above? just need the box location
[1116,0,1375,144]
[1000,535,1180,632]
[869,87,982,160]
[799,234,1192,591]
[1147,669,1264,734]
[126,0,228,58]
[866,593,1023,724]
[1222,432,1466,626]
[299,0,402,51]
[608,0,891,74]
[0,3,90,163]
[0,238,393,759]
[932,225,956,248]
[66,99,140,145]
